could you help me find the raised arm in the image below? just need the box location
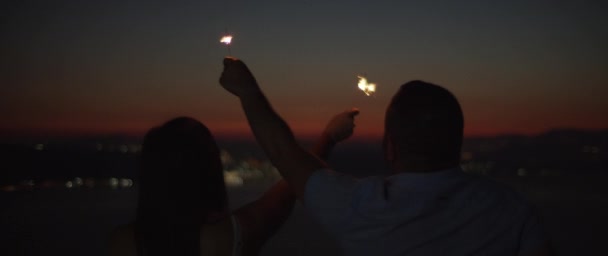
[232,110,358,253]
[219,57,325,199]
[313,109,359,161]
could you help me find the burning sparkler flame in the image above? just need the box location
[357,76,376,96]
[220,35,233,45]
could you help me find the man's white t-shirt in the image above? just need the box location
[304,167,546,256]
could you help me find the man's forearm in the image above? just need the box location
[238,90,325,197]
[239,90,299,164]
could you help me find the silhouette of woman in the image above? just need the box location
[109,117,295,256]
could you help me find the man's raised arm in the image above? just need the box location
[313,109,359,161]
[219,57,325,199]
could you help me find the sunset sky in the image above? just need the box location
[1,0,607,140]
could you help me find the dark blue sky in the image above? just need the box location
[1,0,607,138]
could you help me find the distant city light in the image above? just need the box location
[109,177,119,189]
[517,168,527,177]
[23,180,35,187]
[0,148,286,192]
[583,146,591,153]
[224,172,244,187]
[74,177,83,187]
[128,144,141,153]
[119,178,133,188]
[1,185,17,192]
[220,150,232,165]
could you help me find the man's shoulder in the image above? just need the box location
[306,169,360,192]
[466,174,534,209]
[305,169,385,202]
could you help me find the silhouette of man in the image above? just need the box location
[219,57,551,256]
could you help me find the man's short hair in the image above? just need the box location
[384,80,464,163]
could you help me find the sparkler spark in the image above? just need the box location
[220,35,233,45]
[357,76,376,96]
[220,34,233,55]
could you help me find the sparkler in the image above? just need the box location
[220,34,233,56]
[357,75,376,96]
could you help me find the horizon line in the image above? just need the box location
[1,127,607,143]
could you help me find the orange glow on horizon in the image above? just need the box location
[2,105,607,140]
[4,119,607,141]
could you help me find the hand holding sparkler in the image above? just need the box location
[220,57,261,97]
[323,108,360,143]
[313,108,359,160]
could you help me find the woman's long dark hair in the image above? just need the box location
[135,117,228,256]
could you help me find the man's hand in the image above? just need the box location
[323,108,360,143]
[219,57,261,97]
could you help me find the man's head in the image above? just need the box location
[383,80,463,172]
